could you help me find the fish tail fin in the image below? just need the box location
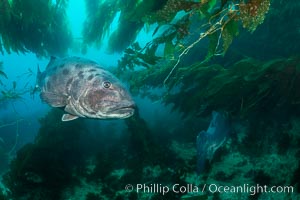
[36,64,42,85]
[30,65,42,98]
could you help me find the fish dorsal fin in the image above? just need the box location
[62,114,79,121]
[46,56,58,70]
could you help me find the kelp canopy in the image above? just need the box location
[0,0,71,56]
[83,0,271,55]
[0,0,271,58]
[129,56,300,119]
[109,0,274,90]
[2,0,298,119]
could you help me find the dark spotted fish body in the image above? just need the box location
[37,56,135,121]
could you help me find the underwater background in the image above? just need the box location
[0,0,300,199]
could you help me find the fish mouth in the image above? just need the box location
[118,104,136,110]
[112,104,135,112]
[108,103,135,116]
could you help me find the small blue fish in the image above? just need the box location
[196,111,230,173]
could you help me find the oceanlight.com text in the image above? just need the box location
[208,184,294,196]
[124,183,294,196]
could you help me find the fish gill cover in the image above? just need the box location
[0,0,300,200]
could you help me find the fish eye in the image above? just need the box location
[102,81,111,89]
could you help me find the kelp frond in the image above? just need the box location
[0,0,72,57]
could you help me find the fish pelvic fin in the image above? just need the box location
[62,114,79,121]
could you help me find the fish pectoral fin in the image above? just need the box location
[62,114,79,121]
[40,92,66,107]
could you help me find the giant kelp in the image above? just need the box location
[82,0,119,46]
[0,64,33,109]
[236,0,300,60]
[1,108,192,199]
[0,0,272,57]
[82,0,167,52]
[0,0,71,56]
[0,62,8,85]
[2,109,88,199]
[115,0,272,87]
[125,56,300,121]
[114,0,300,121]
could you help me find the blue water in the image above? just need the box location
[0,0,120,151]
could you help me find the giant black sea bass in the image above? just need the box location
[37,56,135,121]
